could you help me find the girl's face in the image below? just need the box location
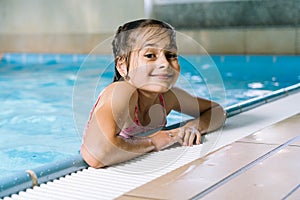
[119,27,180,93]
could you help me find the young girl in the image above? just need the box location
[81,19,226,168]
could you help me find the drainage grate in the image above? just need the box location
[2,144,206,200]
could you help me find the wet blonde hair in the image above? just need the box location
[112,19,176,82]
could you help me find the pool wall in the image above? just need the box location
[1,28,298,55]
[152,0,300,28]
[152,0,300,55]
[0,0,299,55]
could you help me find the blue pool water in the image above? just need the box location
[0,54,299,178]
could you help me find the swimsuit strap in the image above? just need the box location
[158,93,166,113]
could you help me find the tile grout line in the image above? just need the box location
[189,134,300,200]
[282,183,300,200]
[236,140,300,147]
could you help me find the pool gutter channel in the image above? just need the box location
[0,83,299,199]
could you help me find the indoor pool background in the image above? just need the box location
[0,54,299,178]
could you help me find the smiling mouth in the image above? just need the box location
[150,74,173,79]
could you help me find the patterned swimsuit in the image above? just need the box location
[85,93,167,138]
[119,93,167,138]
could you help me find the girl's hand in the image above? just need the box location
[150,131,182,151]
[173,126,202,146]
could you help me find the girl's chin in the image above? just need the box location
[137,84,172,93]
[128,79,176,92]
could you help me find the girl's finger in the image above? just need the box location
[188,127,199,146]
[183,128,192,146]
[195,131,201,145]
[188,131,196,146]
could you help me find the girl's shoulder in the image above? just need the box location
[98,82,138,108]
[103,82,137,98]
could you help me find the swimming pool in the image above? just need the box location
[0,53,299,180]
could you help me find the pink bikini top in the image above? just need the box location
[85,93,167,139]
[119,93,167,138]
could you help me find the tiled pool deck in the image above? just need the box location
[118,114,300,200]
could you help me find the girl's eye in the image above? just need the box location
[166,53,178,60]
[145,54,156,59]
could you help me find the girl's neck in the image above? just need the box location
[136,89,160,112]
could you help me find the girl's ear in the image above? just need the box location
[116,57,128,78]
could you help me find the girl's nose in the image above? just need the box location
[157,53,169,69]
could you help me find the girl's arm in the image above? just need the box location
[165,87,226,146]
